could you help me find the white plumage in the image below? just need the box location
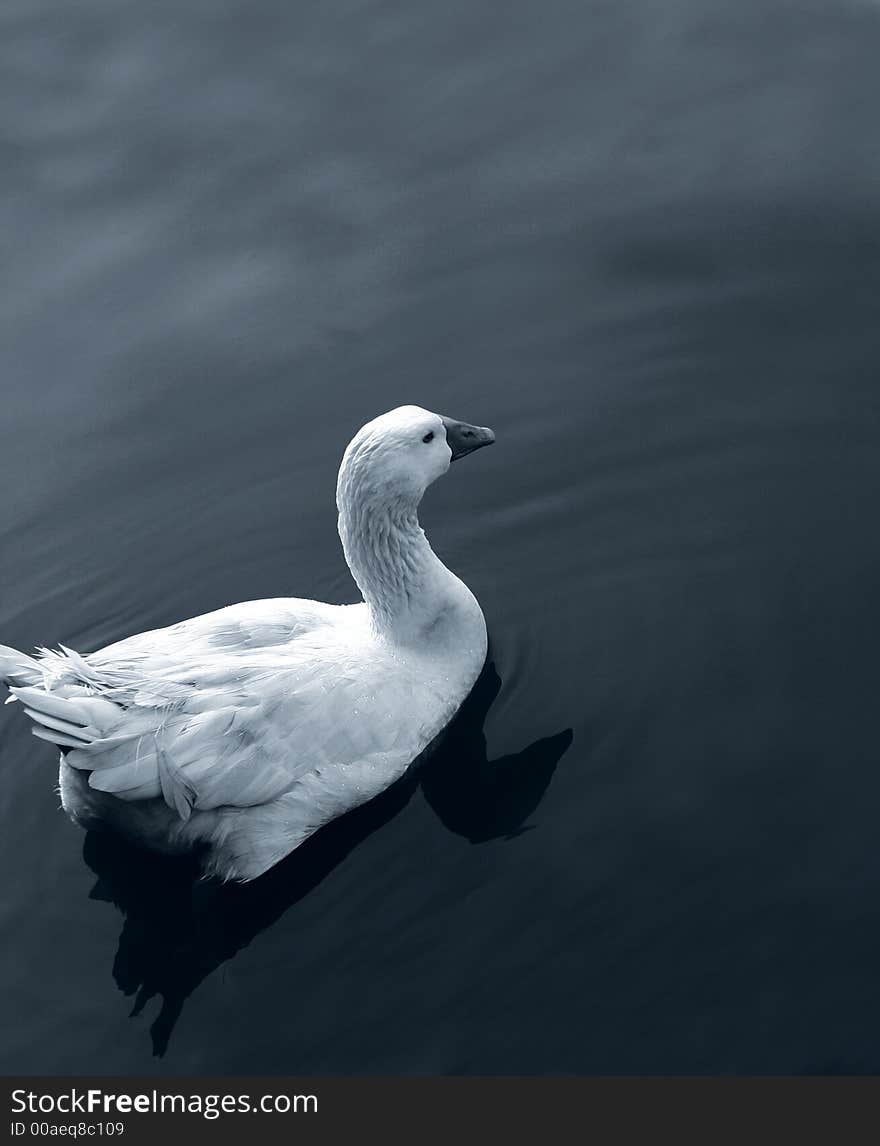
[0,405,495,880]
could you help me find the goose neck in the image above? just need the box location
[337,496,450,641]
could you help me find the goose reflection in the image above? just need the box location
[82,660,573,1056]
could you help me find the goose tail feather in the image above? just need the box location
[0,644,123,750]
[0,645,43,688]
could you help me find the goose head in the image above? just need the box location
[337,405,495,512]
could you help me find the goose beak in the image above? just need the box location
[441,417,496,461]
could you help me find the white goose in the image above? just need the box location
[0,406,495,881]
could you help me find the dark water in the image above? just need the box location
[3,0,880,1074]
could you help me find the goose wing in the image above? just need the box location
[7,598,403,819]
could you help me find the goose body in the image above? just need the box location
[0,406,495,880]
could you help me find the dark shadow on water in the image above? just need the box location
[419,665,574,842]
[82,660,573,1056]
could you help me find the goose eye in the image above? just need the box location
[422,431,434,443]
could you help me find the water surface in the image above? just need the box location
[2,0,880,1073]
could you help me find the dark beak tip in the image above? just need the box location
[442,415,496,461]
